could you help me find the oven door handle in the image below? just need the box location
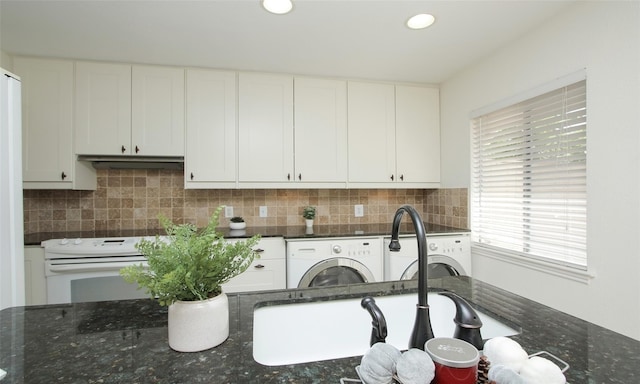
[48,262,148,274]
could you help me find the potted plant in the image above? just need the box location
[229,216,246,230]
[120,206,260,352]
[302,206,316,228]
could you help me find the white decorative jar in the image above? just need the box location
[167,292,229,352]
[229,222,246,230]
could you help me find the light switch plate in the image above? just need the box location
[354,204,364,217]
[225,206,234,218]
[259,206,268,217]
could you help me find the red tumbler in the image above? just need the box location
[424,337,479,384]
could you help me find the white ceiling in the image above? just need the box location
[0,0,576,84]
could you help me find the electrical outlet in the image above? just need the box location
[259,206,268,217]
[354,204,364,217]
[224,206,233,218]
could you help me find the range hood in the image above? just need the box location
[77,155,184,170]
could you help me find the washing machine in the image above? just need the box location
[286,237,383,288]
[383,233,471,281]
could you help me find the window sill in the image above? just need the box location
[471,244,596,284]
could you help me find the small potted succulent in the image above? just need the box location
[302,206,316,228]
[229,216,246,230]
[120,206,260,352]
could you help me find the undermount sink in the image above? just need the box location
[253,292,519,366]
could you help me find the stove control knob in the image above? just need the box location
[74,238,82,245]
[332,245,342,254]
[60,238,69,245]
[428,242,438,252]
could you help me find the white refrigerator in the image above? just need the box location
[0,68,25,310]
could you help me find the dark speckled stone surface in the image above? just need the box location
[2,277,639,383]
[24,222,469,245]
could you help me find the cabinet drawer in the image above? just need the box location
[222,258,286,293]
[251,237,285,260]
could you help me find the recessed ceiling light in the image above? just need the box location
[262,0,293,15]
[407,13,436,30]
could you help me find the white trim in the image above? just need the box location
[469,68,587,119]
[472,243,596,284]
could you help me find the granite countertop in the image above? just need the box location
[1,277,639,383]
[24,223,469,245]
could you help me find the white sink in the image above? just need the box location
[253,293,519,366]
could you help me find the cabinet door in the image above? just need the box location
[132,65,185,156]
[396,85,440,183]
[75,61,132,155]
[185,69,237,188]
[238,73,293,182]
[347,81,396,183]
[15,57,73,182]
[294,77,347,183]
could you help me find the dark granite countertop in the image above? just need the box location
[24,223,469,245]
[1,276,638,383]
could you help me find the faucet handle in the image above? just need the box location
[439,291,484,350]
[361,297,388,346]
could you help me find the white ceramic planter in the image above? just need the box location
[229,222,246,230]
[167,292,229,352]
[305,219,314,228]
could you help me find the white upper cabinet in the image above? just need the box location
[238,73,294,184]
[347,81,440,188]
[294,77,347,185]
[75,61,132,155]
[185,69,237,188]
[395,85,440,184]
[347,81,396,183]
[75,63,185,156]
[131,65,185,156]
[15,57,96,190]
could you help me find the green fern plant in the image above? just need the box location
[120,206,260,306]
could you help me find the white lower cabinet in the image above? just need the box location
[222,237,286,293]
[24,245,47,306]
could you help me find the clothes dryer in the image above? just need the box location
[287,237,383,288]
[384,233,471,281]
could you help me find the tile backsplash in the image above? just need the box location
[23,169,468,234]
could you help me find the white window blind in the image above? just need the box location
[471,80,587,268]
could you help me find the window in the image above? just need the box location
[471,79,587,269]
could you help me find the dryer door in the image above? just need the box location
[401,255,467,280]
[298,258,375,288]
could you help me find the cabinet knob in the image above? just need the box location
[287,173,291,181]
[135,145,140,154]
[298,173,302,181]
[121,145,126,153]
[400,174,404,181]
[190,173,194,180]
[61,171,67,180]
[390,174,394,181]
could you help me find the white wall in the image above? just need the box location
[440,1,640,340]
[1,50,13,70]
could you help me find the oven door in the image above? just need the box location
[45,257,149,304]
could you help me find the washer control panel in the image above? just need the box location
[427,235,470,256]
[332,238,381,258]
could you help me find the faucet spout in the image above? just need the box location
[389,205,434,350]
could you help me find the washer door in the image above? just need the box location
[401,255,467,280]
[298,258,375,288]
